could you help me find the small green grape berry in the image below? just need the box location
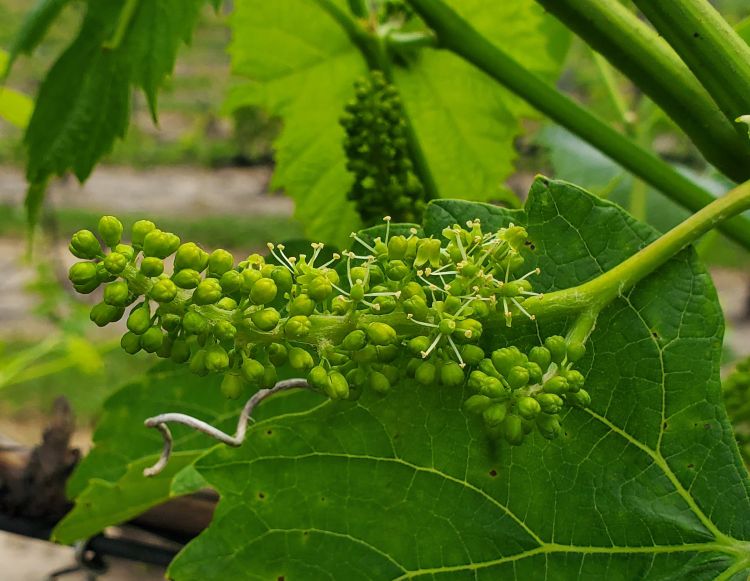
[270,267,294,293]
[208,249,234,277]
[461,345,485,366]
[536,393,564,414]
[189,349,208,376]
[308,365,331,391]
[205,345,230,373]
[182,311,208,335]
[140,256,164,277]
[567,340,586,363]
[121,332,142,355]
[104,281,130,307]
[528,346,552,370]
[567,388,591,408]
[415,361,436,386]
[173,269,202,289]
[483,403,508,428]
[327,371,350,400]
[516,396,541,420]
[366,322,397,346]
[219,270,242,294]
[171,339,191,364]
[101,252,127,275]
[193,279,223,305]
[216,297,238,311]
[221,373,245,399]
[175,242,209,272]
[464,394,492,415]
[342,330,367,351]
[150,279,178,303]
[131,220,156,247]
[268,343,288,366]
[251,308,280,331]
[504,414,525,445]
[285,315,312,339]
[69,230,102,259]
[69,262,98,286]
[115,244,135,260]
[289,295,315,316]
[250,278,278,305]
[242,358,266,384]
[288,346,314,372]
[98,216,123,247]
[440,361,465,387]
[141,327,164,353]
[90,302,124,327]
[127,304,152,335]
[543,375,569,395]
[544,335,567,364]
[214,320,237,342]
[507,365,530,390]
[308,276,332,301]
[369,371,391,394]
[536,413,562,440]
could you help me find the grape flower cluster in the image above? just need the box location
[340,71,426,225]
[68,215,591,445]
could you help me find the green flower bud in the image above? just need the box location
[74,279,101,295]
[205,345,230,373]
[536,413,561,440]
[150,279,178,303]
[353,345,377,364]
[193,279,223,305]
[544,335,567,364]
[270,267,294,293]
[491,347,525,376]
[221,373,245,399]
[189,350,209,376]
[90,302,124,327]
[567,340,586,363]
[171,339,191,364]
[132,220,156,247]
[562,369,585,392]
[376,345,399,363]
[69,230,102,259]
[464,394,492,415]
[104,281,130,307]
[516,396,541,420]
[242,358,266,384]
[401,282,425,301]
[140,256,164,277]
[402,296,428,320]
[288,346,314,372]
[143,229,180,259]
[461,345,485,366]
[387,235,408,259]
[100,252,126,275]
[372,295,396,314]
[438,318,457,337]
[173,269,202,289]
[503,225,528,251]
[440,361,465,387]
[342,330,367,351]
[96,262,116,283]
[366,322,397,346]
[141,327,164,353]
[157,336,174,359]
[327,371,349,400]
[504,414,525,445]
[183,311,209,335]
[250,278,278,305]
[483,403,507,428]
[121,332,142,354]
[369,371,391,394]
[526,362,543,385]
[479,377,507,399]
[240,269,262,294]
[536,393,564,414]
[219,270,242,294]
[208,249,234,277]
[331,295,350,315]
[69,262,98,286]
[216,297,237,312]
[268,343,288,366]
[214,320,237,342]
[454,319,482,343]
[528,346,551,370]
[386,260,409,281]
[251,308,280,331]
[285,315,311,339]
[289,295,315,316]
[507,365,530,390]
[308,275,332,301]
[175,242,209,272]
[415,361,436,386]
[349,282,365,303]
[98,216,123,247]
[308,366,330,391]
[161,314,182,332]
[468,370,487,391]
[408,336,431,356]
[262,364,277,389]
[127,304,152,335]
[115,244,135,261]
[543,375,569,395]
[567,388,591,408]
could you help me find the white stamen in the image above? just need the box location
[421,334,442,358]
[350,232,376,253]
[511,297,535,320]
[448,336,465,368]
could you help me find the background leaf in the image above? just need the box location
[169,180,750,579]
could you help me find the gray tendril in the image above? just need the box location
[142,378,310,477]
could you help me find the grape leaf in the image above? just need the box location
[169,178,750,579]
[55,363,323,544]
[227,0,568,246]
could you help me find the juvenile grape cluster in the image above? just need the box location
[340,71,426,224]
[69,214,590,445]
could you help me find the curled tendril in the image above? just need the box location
[142,378,310,477]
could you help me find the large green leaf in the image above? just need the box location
[227,0,568,246]
[169,179,750,579]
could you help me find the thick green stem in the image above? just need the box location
[534,0,750,182]
[632,0,750,136]
[525,179,750,317]
[405,0,750,250]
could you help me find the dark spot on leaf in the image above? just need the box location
[693,31,700,38]
[321,497,326,502]
[489,469,497,477]
[258,492,265,500]
[663,422,668,430]
[266,429,273,436]
[704,423,711,430]
[652,330,660,339]
[687,464,695,469]
[278,577,285,581]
